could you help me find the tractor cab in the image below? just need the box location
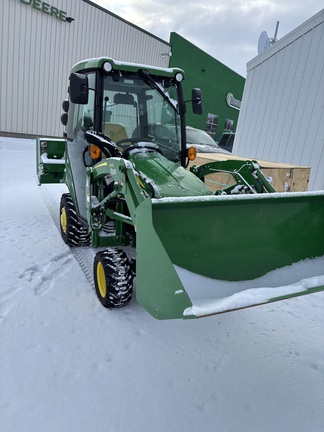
[60,58,202,220]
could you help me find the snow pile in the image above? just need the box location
[177,257,324,316]
[1,137,323,432]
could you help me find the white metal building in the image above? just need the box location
[234,9,324,191]
[1,0,171,137]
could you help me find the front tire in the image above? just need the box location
[60,193,90,246]
[94,249,133,308]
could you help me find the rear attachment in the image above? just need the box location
[135,191,324,319]
[36,137,65,184]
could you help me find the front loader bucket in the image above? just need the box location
[135,191,324,319]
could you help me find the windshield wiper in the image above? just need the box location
[140,70,179,114]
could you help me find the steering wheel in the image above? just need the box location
[116,138,163,159]
[116,137,152,149]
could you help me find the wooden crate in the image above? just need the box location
[188,153,311,192]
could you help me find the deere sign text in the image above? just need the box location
[20,0,67,21]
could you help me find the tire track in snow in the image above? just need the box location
[0,183,95,323]
[18,251,74,296]
[0,252,74,323]
[40,186,95,289]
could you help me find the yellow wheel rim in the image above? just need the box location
[60,207,67,234]
[96,261,107,298]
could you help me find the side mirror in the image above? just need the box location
[192,88,203,115]
[69,73,89,104]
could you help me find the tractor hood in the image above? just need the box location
[127,148,212,198]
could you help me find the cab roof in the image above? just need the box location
[71,57,185,79]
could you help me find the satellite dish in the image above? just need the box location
[258,31,270,54]
[257,21,280,54]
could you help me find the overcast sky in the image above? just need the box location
[90,1,322,77]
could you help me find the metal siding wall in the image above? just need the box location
[235,11,324,190]
[268,46,294,162]
[1,0,171,137]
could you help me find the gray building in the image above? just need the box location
[1,0,171,137]
[234,9,324,190]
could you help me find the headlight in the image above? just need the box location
[102,62,113,72]
[175,72,183,82]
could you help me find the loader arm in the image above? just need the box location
[86,157,147,247]
[190,159,276,194]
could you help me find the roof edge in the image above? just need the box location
[81,0,170,46]
[247,8,324,72]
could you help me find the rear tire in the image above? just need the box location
[60,193,90,246]
[94,249,133,308]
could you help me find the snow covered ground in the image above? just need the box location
[1,137,323,432]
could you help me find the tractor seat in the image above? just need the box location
[104,123,128,144]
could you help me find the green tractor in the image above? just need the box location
[37,57,324,319]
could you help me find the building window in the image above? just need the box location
[224,118,234,131]
[205,113,219,139]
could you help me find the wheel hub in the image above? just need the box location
[96,261,107,298]
[60,207,67,234]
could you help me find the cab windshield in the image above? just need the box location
[102,73,181,162]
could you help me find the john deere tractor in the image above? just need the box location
[37,57,324,319]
